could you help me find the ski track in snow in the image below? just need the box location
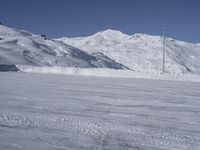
[0,72,200,150]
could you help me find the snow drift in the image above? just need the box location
[18,65,200,82]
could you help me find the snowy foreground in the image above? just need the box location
[0,72,200,150]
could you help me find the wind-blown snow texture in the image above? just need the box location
[0,73,200,150]
[0,24,126,69]
[59,29,200,74]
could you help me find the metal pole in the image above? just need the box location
[163,24,167,73]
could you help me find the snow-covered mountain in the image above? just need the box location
[0,24,126,70]
[1,24,200,74]
[58,29,200,74]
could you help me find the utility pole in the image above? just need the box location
[163,24,167,73]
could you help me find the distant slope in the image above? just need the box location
[0,25,126,69]
[58,29,200,74]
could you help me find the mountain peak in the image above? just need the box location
[91,29,129,41]
[98,29,125,35]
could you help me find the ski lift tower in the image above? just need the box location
[162,24,167,73]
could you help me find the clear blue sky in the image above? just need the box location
[0,0,199,42]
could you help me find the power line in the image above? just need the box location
[163,24,167,73]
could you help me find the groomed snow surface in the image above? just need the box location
[0,72,200,150]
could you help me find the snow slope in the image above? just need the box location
[0,25,126,69]
[59,29,200,74]
[0,72,200,150]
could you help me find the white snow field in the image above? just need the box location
[0,72,200,150]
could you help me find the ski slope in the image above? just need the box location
[59,29,200,74]
[0,72,200,150]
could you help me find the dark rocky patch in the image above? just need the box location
[0,64,19,72]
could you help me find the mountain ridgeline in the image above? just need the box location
[0,24,200,74]
[59,29,200,74]
[0,24,126,71]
